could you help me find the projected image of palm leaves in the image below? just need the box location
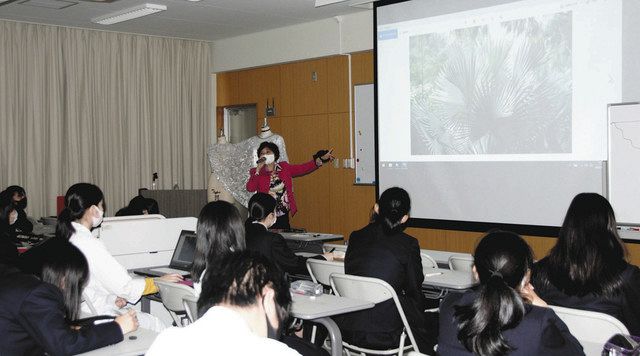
[410,12,572,155]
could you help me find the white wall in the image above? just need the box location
[212,11,373,72]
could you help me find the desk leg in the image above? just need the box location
[313,317,342,356]
[141,296,151,314]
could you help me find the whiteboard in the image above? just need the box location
[354,84,375,185]
[608,103,640,225]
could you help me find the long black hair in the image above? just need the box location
[41,241,90,321]
[534,193,627,297]
[0,190,14,232]
[455,231,534,356]
[248,193,276,222]
[56,183,104,240]
[373,187,411,235]
[191,201,246,282]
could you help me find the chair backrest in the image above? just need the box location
[448,255,474,272]
[323,243,347,253]
[306,259,344,286]
[420,252,438,269]
[155,280,196,313]
[182,293,199,323]
[330,273,420,353]
[550,305,629,345]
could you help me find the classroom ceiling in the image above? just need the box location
[0,0,368,41]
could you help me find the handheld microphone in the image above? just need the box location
[256,157,266,164]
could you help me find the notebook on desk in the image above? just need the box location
[133,230,196,278]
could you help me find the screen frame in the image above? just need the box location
[374,0,570,238]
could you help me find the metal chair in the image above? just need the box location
[550,305,629,351]
[306,259,345,287]
[330,273,419,355]
[182,293,199,323]
[420,252,437,269]
[154,280,196,327]
[448,255,474,272]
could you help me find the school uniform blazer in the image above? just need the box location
[532,258,640,335]
[69,222,146,315]
[340,223,427,349]
[246,160,318,216]
[438,290,584,356]
[0,265,122,356]
[245,221,322,275]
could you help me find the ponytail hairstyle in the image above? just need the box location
[191,200,246,282]
[373,187,411,235]
[56,183,104,240]
[41,241,89,321]
[248,193,277,222]
[454,231,534,356]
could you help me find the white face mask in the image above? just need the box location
[9,210,18,225]
[92,206,104,228]
[268,213,277,228]
[262,153,275,165]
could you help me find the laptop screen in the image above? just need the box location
[170,230,197,270]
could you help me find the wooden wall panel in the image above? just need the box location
[279,64,294,117]
[351,51,374,86]
[216,72,239,107]
[278,115,330,232]
[291,58,328,116]
[327,56,349,114]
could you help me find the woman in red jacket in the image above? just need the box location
[246,141,333,230]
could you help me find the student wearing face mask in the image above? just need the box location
[60,183,182,332]
[246,142,334,230]
[245,193,334,276]
[0,191,19,267]
[2,185,33,235]
[147,251,301,356]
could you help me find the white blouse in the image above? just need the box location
[70,222,146,315]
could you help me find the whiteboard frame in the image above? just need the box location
[607,102,640,226]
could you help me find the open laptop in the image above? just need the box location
[134,230,196,278]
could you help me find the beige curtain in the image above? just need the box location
[0,20,212,218]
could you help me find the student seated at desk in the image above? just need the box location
[0,241,138,356]
[0,192,19,266]
[147,251,301,356]
[245,193,334,276]
[191,200,246,295]
[1,185,33,235]
[438,231,583,356]
[340,187,436,354]
[532,193,640,334]
[115,195,159,216]
[60,183,182,332]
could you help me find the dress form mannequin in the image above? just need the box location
[258,117,273,139]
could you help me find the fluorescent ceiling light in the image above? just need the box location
[92,3,166,25]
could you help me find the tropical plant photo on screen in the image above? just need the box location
[409,11,572,155]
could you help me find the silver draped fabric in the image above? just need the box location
[207,134,289,207]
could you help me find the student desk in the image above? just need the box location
[281,232,343,242]
[281,232,343,255]
[76,328,158,356]
[422,268,477,290]
[290,293,374,356]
